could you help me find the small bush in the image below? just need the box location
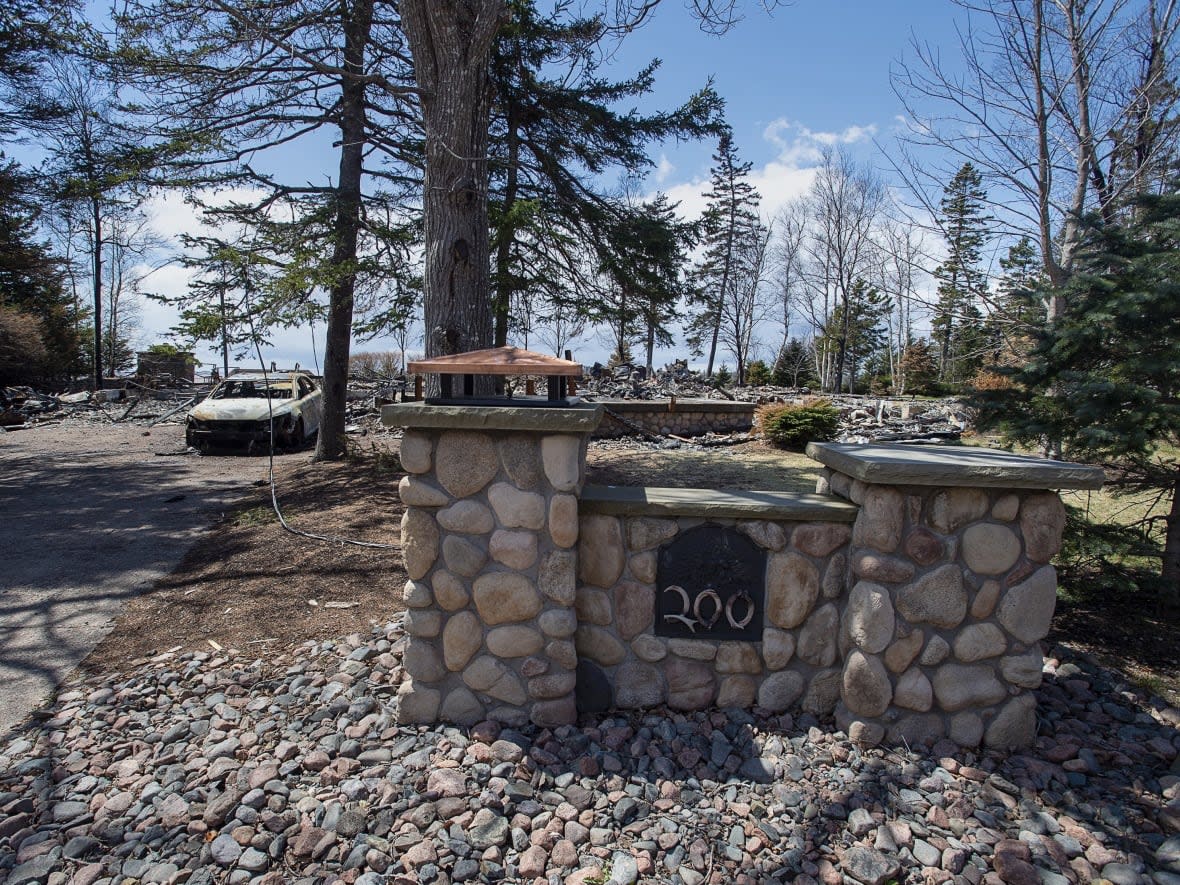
[756,398,841,450]
[713,363,732,387]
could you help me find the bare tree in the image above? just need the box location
[716,222,771,385]
[893,0,1180,318]
[768,200,807,357]
[878,218,929,393]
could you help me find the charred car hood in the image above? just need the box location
[190,399,296,422]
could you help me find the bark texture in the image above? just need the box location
[400,0,503,360]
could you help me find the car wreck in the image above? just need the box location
[185,371,322,452]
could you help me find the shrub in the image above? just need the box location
[745,359,771,386]
[756,398,841,450]
[713,363,732,386]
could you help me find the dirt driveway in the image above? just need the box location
[0,421,287,736]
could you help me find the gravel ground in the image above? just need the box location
[1,618,1178,885]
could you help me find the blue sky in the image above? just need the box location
[136,0,970,374]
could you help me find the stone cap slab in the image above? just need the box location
[806,442,1105,490]
[580,484,859,522]
[383,401,604,433]
[592,398,755,414]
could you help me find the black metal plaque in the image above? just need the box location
[655,525,766,640]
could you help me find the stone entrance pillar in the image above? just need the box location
[384,402,603,728]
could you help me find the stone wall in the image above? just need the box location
[592,399,754,439]
[390,404,602,729]
[572,511,856,719]
[817,466,1069,749]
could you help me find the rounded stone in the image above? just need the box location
[896,565,967,629]
[802,668,842,716]
[437,500,495,534]
[716,642,762,675]
[396,681,440,724]
[401,510,440,580]
[666,658,716,710]
[884,629,924,673]
[928,488,990,533]
[919,635,950,666]
[842,650,892,717]
[463,656,527,705]
[574,626,626,666]
[717,675,757,708]
[852,553,915,583]
[498,434,542,489]
[439,687,484,725]
[626,517,678,551]
[949,712,984,747]
[970,580,1001,619]
[575,586,612,626]
[629,551,657,584]
[486,626,544,658]
[539,550,576,605]
[793,523,851,557]
[432,570,469,611]
[527,672,576,699]
[758,671,805,713]
[846,582,896,654]
[398,431,432,474]
[631,634,667,663]
[546,639,577,670]
[997,565,1057,643]
[578,515,625,588]
[436,431,498,497]
[984,694,1037,749]
[442,535,486,577]
[405,609,442,638]
[541,435,581,491]
[399,475,449,507]
[886,714,945,747]
[1000,648,1044,688]
[538,608,577,639]
[403,639,446,683]
[402,579,432,609]
[904,529,944,566]
[615,662,666,708]
[762,628,795,670]
[668,638,716,660]
[853,486,905,553]
[766,553,820,629]
[893,668,933,712]
[548,495,579,548]
[738,521,787,551]
[797,603,839,668]
[953,623,1008,662]
[822,554,848,599]
[473,573,542,625]
[992,494,1020,521]
[614,581,654,640]
[847,719,885,748]
[961,524,1021,575]
[443,611,482,672]
[531,697,577,727]
[1021,493,1066,562]
[487,482,545,530]
[489,530,538,569]
[932,663,1006,712]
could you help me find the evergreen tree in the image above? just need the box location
[488,1,720,350]
[975,193,1180,604]
[982,236,1046,370]
[819,280,889,394]
[0,157,81,381]
[898,338,939,395]
[688,126,762,376]
[933,163,990,384]
[772,337,815,388]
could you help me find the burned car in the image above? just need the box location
[185,371,322,452]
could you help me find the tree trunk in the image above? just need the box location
[314,0,373,461]
[401,0,503,365]
[1162,472,1180,608]
[91,197,103,390]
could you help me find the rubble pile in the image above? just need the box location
[0,386,208,432]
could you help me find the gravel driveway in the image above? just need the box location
[0,421,292,736]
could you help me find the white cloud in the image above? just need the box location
[655,153,675,184]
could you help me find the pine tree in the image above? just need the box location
[488,0,720,349]
[772,337,814,388]
[982,236,1046,370]
[975,194,1180,604]
[689,126,762,377]
[933,163,990,384]
[819,280,889,394]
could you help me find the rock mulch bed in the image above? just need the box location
[2,622,1178,885]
